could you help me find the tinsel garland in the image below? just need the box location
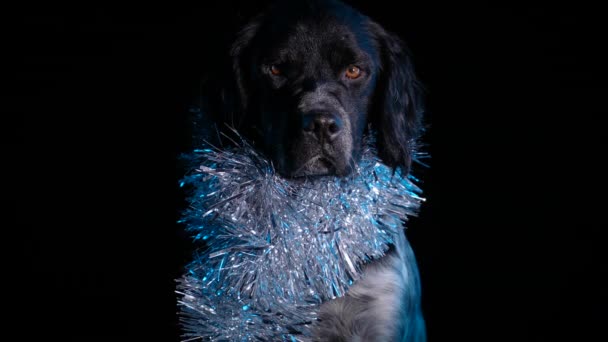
[176,134,424,341]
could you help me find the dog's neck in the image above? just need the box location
[177,133,424,339]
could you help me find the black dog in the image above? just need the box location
[196,0,426,340]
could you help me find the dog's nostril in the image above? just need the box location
[302,113,342,141]
[328,122,340,134]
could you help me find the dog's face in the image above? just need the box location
[250,12,378,177]
[216,0,423,178]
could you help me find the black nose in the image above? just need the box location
[302,113,342,142]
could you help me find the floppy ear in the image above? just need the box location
[199,16,263,130]
[229,18,262,117]
[369,21,425,175]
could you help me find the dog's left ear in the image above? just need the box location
[369,21,425,175]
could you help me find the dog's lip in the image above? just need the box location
[290,155,336,178]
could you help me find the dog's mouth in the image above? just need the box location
[290,155,337,178]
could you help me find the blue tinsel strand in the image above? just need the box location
[176,134,424,341]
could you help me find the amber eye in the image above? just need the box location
[270,65,281,76]
[345,65,362,79]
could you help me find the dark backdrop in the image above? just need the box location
[8,2,606,341]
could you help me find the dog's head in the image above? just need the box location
[209,0,424,177]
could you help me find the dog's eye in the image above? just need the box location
[345,65,362,79]
[270,65,281,76]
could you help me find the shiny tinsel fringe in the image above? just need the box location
[176,134,424,341]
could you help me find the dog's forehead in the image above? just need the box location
[262,16,376,64]
[253,1,372,56]
[289,21,352,50]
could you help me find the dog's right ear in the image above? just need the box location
[198,15,263,128]
[192,13,264,147]
[231,19,262,109]
[223,16,263,127]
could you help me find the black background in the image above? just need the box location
[8,2,606,341]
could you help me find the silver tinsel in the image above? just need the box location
[176,134,424,341]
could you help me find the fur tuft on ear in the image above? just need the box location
[369,21,425,175]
